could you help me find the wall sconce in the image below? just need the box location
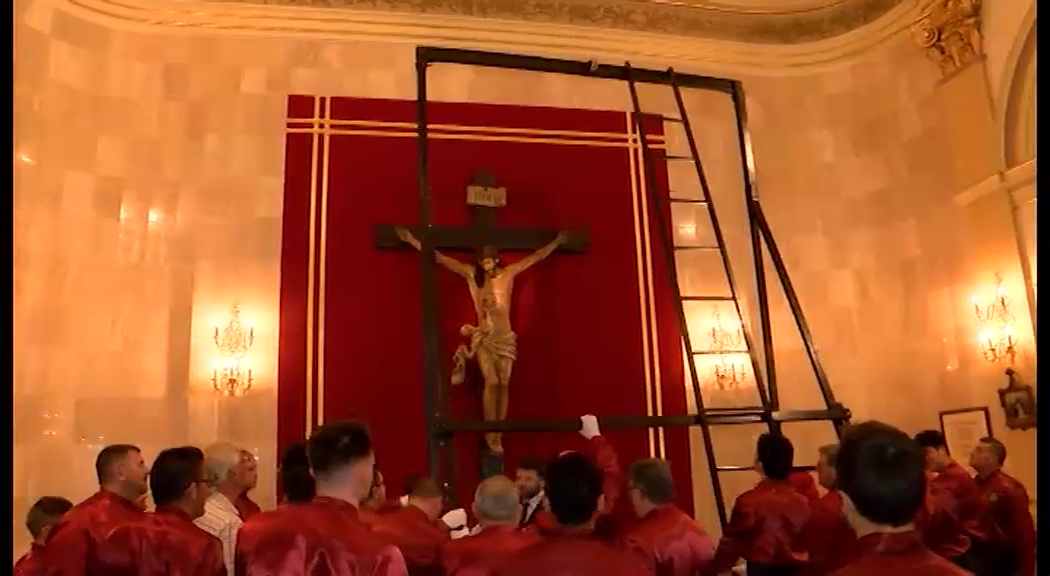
[706,309,747,390]
[212,305,255,396]
[970,274,1018,365]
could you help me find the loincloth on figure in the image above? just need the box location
[450,325,518,386]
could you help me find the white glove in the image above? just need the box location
[441,508,468,530]
[579,414,601,440]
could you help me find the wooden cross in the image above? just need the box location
[374,169,589,255]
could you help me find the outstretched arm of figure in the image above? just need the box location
[504,232,570,276]
[396,227,475,279]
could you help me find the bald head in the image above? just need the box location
[473,476,522,525]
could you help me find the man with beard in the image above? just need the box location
[513,458,546,528]
[97,446,225,575]
[37,444,150,574]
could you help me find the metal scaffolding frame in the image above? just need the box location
[411,46,850,525]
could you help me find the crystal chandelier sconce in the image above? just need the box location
[969,274,1018,365]
[706,309,747,390]
[212,305,255,396]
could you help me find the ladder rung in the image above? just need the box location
[674,246,719,251]
[705,407,767,412]
[668,198,708,204]
[659,154,692,161]
[692,349,749,355]
[663,116,684,123]
[681,296,735,302]
[716,465,755,472]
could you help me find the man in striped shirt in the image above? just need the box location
[194,442,252,575]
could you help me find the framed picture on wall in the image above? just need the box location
[939,407,992,460]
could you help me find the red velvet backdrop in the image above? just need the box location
[279,95,693,512]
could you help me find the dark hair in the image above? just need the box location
[836,421,927,527]
[402,474,423,496]
[150,446,205,506]
[474,247,501,288]
[307,421,374,480]
[26,496,73,539]
[978,436,1007,465]
[818,444,840,467]
[409,477,444,499]
[756,433,794,480]
[280,442,315,503]
[516,458,546,477]
[95,444,141,484]
[914,430,947,450]
[629,459,675,505]
[545,452,603,526]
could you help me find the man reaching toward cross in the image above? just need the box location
[396,227,569,455]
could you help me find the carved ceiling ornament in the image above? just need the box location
[216,0,906,44]
[911,0,983,77]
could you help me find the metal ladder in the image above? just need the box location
[624,64,851,527]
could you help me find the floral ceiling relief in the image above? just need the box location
[215,0,907,43]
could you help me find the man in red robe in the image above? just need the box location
[96,446,225,575]
[371,477,467,575]
[442,475,540,576]
[967,436,1035,576]
[234,449,262,520]
[710,433,810,576]
[914,430,978,568]
[37,443,150,575]
[831,421,968,576]
[800,444,858,575]
[14,496,73,575]
[236,420,408,576]
[495,452,651,576]
[278,441,315,504]
[527,415,625,539]
[618,458,714,576]
[788,469,821,504]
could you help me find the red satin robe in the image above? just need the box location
[971,469,1036,576]
[370,505,450,575]
[831,531,970,576]
[441,525,540,576]
[235,494,262,521]
[495,525,652,576]
[933,463,980,534]
[711,478,811,573]
[915,481,971,560]
[618,505,714,576]
[95,506,226,575]
[800,489,858,575]
[36,489,146,575]
[788,470,821,503]
[13,543,44,576]
[359,501,403,527]
[527,435,625,538]
[236,496,408,576]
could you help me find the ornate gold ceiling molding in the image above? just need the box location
[211,0,905,44]
[55,0,925,76]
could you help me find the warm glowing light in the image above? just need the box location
[147,210,160,224]
[969,294,980,305]
[17,153,34,164]
[971,274,1018,364]
[211,305,255,395]
[678,224,697,239]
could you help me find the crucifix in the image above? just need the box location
[375,169,588,475]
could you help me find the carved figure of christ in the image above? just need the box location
[375,170,588,455]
